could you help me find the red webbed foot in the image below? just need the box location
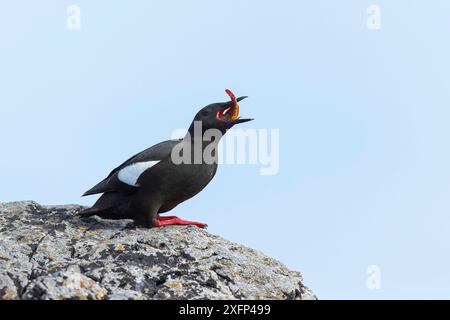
[155,215,207,229]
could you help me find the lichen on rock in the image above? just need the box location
[0,201,316,300]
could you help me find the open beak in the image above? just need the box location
[216,89,253,124]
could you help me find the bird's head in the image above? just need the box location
[189,89,253,135]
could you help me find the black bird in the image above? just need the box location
[80,89,253,228]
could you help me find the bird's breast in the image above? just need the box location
[141,161,218,201]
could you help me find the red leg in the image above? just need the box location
[155,215,207,228]
[157,216,177,221]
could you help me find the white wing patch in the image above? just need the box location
[118,160,160,187]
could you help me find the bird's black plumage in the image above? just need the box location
[82,139,181,197]
[80,90,252,228]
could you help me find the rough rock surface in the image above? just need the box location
[0,201,316,300]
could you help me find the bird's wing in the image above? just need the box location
[82,139,181,196]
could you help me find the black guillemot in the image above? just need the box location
[79,89,253,228]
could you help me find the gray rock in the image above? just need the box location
[0,201,316,300]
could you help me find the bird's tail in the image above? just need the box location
[78,207,101,218]
[78,192,127,220]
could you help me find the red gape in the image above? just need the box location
[155,215,208,229]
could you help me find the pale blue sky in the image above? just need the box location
[1,1,450,299]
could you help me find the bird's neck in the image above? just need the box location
[185,121,226,145]
[182,133,221,149]
[180,126,222,164]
